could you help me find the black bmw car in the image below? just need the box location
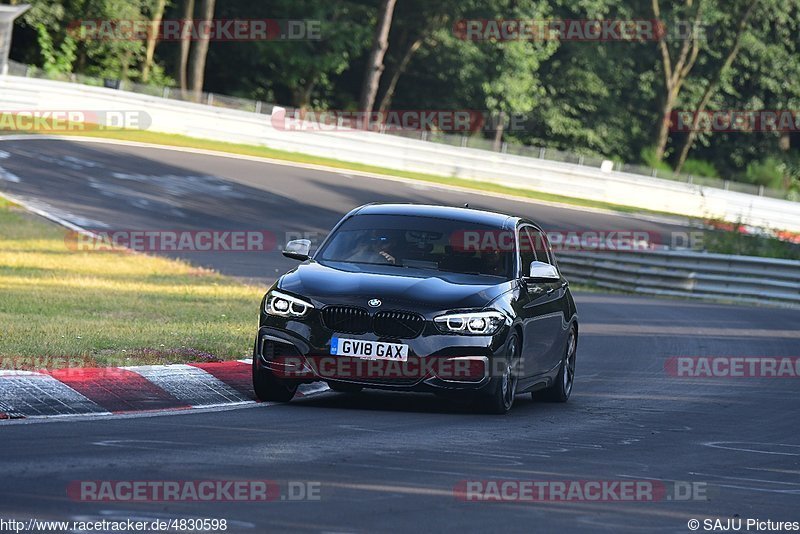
[253,204,578,414]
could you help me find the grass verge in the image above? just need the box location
[703,228,800,260]
[1,127,682,218]
[0,199,263,368]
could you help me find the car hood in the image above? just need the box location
[278,260,512,312]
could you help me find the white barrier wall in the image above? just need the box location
[2,75,800,233]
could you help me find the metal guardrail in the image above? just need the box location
[557,249,800,307]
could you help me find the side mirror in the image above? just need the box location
[282,239,311,261]
[526,261,559,282]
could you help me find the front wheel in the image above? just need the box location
[479,332,519,415]
[252,341,298,402]
[537,324,576,403]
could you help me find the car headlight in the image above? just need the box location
[434,310,507,335]
[265,290,314,318]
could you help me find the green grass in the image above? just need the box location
[1,126,682,218]
[703,228,800,260]
[0,201,263,368]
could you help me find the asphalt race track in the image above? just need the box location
[1,138,799,533]
[0,137,692,280]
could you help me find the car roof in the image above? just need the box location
[353,203,518,229]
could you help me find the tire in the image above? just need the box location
[329,382,363,394]
[537,324,576,403]
[252,339,298,402]
[479,332,520,415]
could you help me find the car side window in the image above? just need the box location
[543,232,558,268]
[518,226,537,276]
[529,227,552,265]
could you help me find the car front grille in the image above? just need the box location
[321,306,425,339]
[373,311,425,338]
[321,306,371,334]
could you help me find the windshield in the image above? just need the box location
[317,214,515,279]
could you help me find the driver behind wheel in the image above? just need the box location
[347,230,397,264]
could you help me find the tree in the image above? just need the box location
[141,0,167,83]
[482,38,556,149]
[358,0,397,113]
[651,0,704,161]
[476,0,559,148]
[188,0,214,100]
[376,32,425,114]
[673,0,758,172]
[204,0,372,109]
[692,0,800,188]
[19,0,154,81]
[374,0,475,114]
[178,0,194,95]
[673,0,800,176]
[35,22,76,75]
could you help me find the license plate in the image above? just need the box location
[330,337,409,362]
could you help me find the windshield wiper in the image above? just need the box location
[338,261,405,268]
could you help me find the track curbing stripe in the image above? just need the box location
[0,360,331,420]
[45,367,189,413]
[126,364,253,407]
[189,361,255,399]
[0,373,108,417]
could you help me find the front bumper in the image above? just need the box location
[254,323,509,392]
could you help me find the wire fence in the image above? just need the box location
[4,60,794,201]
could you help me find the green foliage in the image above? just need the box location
[19,0,157,81]
[682,159,719,178]
[205,0,373,108]
[745,157,785,188]
[703,228,800,260]
[641,147,673,173]
[35,23,77,75]
[142,63,175,88]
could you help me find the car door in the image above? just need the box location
[531,227,572,372]
[518,225,565,376]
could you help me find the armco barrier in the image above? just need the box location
[557,249,800,307]
[1,75,799,232]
